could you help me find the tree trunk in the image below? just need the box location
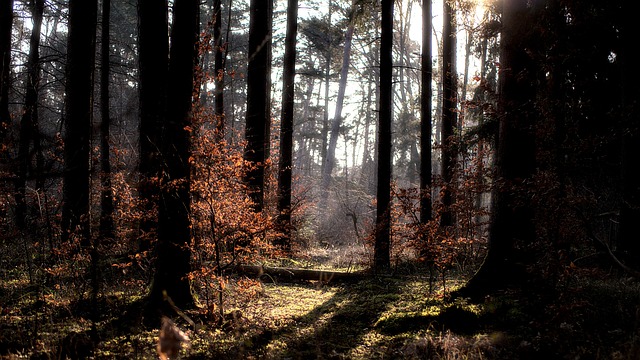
[618,2,640,263]
[139,0,201,317]
[276,0,298,249]
[91,0,112,329]
[440,0,457,229]
[433,28,442,177]
[137,0,168,246]
[100,0,114,240]
[147,0,200,313]
[456,0,536,298]
[15,0,44,228]
[461,29,472,120]
[213,0,225,138]
[420,0,432,226]
[321,2,356,198]
[397,2,413,185]
[374,0,393,271]
[61,0,97,245]
[360,70,375,193]
[295,77,315,173]
[319,2,332,185]
[244,0,273,212]
[474,22,489,235]
[0,0,12,141]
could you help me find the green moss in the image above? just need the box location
[3,262,638,359]
[375,312,433,335]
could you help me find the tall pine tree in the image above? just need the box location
[456,0,536,297]
[420,0,433,226]
[244,0,274,212]
[374,0,393,271]
[61,0,97,245]
[0,0,12,141]
[276,0,299,249]
[147,0,200,314]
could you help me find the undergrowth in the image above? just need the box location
[1,255,639,359]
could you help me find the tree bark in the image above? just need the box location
[137,0,168,245]
[15,0,44,228]
[374,0,393,271]
[147,0,200,313]
[420,0,433,226]
[440,0,457,228]
[276,0,298,249]
[618,1,640,263]
[61,0,97,245]
[456,0,536,298]
[213,0,225,138]
[100,0,114,240]
[244,0,273,212]
[0,0,12,141]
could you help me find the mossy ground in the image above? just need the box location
[1,257,640,359]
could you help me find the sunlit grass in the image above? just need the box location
[2,249,639,359]
[298,243,370,271]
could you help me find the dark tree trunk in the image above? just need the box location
[100,0,114,240]
[137,0,168,245]
[263,2,273,162]
[276,0,298,249]
[61,0,97,244]
[419,0,432,226]
[15,0,44,228]
[619,2,640,263]
[213,0,224,138]
[244,0,273,212]
[0,0,12,141]
[374,0,393,271]
[91,0,112,329]
[440,0,456,228]
[147,0,199,314]
[456,0,536,298]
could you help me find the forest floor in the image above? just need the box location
[1,245,640,359]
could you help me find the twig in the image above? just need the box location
[574,208,640,278]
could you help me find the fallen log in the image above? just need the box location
[235,265,368,283]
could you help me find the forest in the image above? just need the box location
[0,0,639,358]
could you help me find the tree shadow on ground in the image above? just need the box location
[242,277,487,359]
[26,296,151,360]
[374,303,482,336]
[244,277,405,359]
